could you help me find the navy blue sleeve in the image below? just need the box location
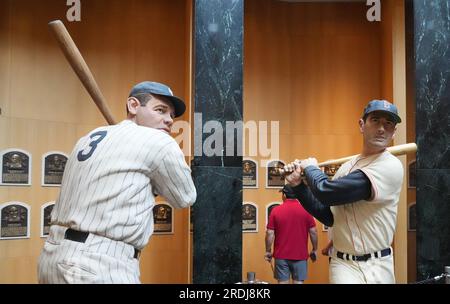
[290,167,372,227]
[292,183,334,227]
[303,166,372,205]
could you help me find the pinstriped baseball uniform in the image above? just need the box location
[38,119,196,283]
[329,151,403,284]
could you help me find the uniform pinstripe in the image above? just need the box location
[38,120,196,283]
[329,151,403,283]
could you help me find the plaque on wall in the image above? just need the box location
[408,202,416,231]
[41,202,55,237]
[408,160,416,188]
[1,149,32,186]
[266,160,285,188]
[265,202,281,228]
[242,202,258,233]
[190,206,193,233]
[323,164,341,179]
[42,152,68,186]
[0,202,30,239]
[243,159,258,188]
[153,203,173,234]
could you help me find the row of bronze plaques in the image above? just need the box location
[1,152,287,188]
[243,159,285,188]
[241,202,281,233]
[2,201,359,239]
[0,202,175,240]
[3,150,416,188]
[243,159,342,188]
[1,149,68,186]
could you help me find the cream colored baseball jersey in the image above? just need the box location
[330,150,403,256]
[38,120,196,283]
[51,119,196,249]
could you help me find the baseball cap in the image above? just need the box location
[362,99,401,123]
[129,81,186,118]
[279,185,296,197]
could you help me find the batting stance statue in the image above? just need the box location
[38,81,197,284]
[283,100,403,284]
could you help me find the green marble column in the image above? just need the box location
[412,0,450,281]
[192,0,243,284]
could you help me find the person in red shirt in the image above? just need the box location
[265,185,318,284]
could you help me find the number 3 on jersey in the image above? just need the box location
[77,131,108,161]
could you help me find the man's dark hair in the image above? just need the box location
[126,93,153,114]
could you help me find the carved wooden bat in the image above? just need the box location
[280,143,417,175]
[318,143,417,167]
[48,20,117,125]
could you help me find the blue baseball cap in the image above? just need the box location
[129,81,186,118]
[362,100,401,123]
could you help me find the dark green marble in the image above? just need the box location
[192,0,243,283]
[412,0,450,281]
[193,0,243,167]
[192,166,242,284]
[416,170,450,280]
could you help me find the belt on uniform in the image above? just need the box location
[64,228,141,259]
[336,248,391,262]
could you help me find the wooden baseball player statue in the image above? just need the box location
[38,81,197,284]
[283,99,404,284]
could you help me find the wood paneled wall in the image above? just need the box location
[0,0,191,283]
[0,0,412,284]
[243,0,406,284]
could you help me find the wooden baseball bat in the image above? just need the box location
[280,143,417,175]
[318,143,417,167]
[48,20,117,125]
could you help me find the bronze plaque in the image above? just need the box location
[1,203,29,239]
[408,161,416,188]
[43,153,67,186]
[243,159,258,188]
[190,206,193,233]
[266,160,285,188]
[153,204,173,234]
[41,203,55,237]
[1,151,30,185]
[408,203,416,231]
[242,203,257,232]
[266,203,280,227]
[324,164,341,178]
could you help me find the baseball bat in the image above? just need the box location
[318,143,417,167]
[280,143,417,175]
[48,20,117,125]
